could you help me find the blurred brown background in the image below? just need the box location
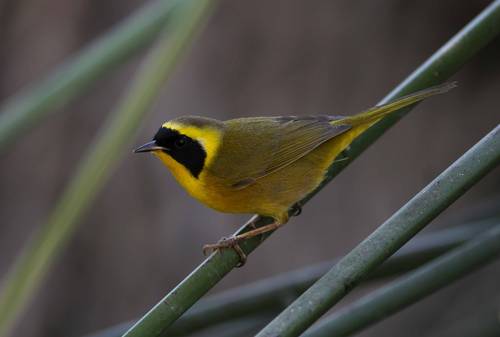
[1,1,499,336]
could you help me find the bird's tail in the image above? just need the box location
[331,82,456,127]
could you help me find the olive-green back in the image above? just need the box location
[208,116,350,188]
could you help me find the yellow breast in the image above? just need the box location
[155,124,369,222]
[153,121,223,206]
[154,150,239,214]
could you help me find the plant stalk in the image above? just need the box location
[0,1,216,336]
[0,0,180,150]
[85,219,495,337]
[120,1,500,336]
[302,224,500,337]
[255,124,500,337]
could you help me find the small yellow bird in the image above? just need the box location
[135,82,454,263]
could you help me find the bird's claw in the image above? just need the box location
[202,236,247,267]
[290,203,302,217]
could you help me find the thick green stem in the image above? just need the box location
[255,125,500,337]
[0,1,215,336]
[308,0,500,197]
[302,224,500,337]
[119,2,500,336]
[84,220,494,337]
[0,0,179,151]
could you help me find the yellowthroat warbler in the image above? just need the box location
[135,82,455,263]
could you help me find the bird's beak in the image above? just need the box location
[133,141,165,153]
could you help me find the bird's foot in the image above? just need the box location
[202,219,283,267]
[203,237,247,267]
[290,202,302,217]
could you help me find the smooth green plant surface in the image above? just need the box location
[1,1,499,337]
[119,2,500,337]
[302,222,500,337]
[86,219,494,337]
[0,1,216,336]
[255,125,500,337]
[0,0,183,151]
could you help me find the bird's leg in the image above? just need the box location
[202,237,247,266]
[228,221,284,241]
[247,217,258,229]
[202,220,284,266]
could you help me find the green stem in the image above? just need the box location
[308,0,500,198]
[120,2,500,336]
[0,0,179,151]
[0,2,216,336]
[87,315,272,337]
[255,125,500,337]
[302,224,500,337]
[87,219,494,337]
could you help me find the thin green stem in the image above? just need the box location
[87,219,494,337]
[0,2,216,336]
[302,224,500,337]
[307,0,500,199]
[0,0,179,151]
[87,315,272,337]
[120,2,500,337]
[255,125,500,337]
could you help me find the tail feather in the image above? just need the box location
[331,82,456,127]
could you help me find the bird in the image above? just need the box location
[134,82,455,264]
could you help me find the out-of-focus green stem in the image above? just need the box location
[0,0,179,151]
[86,219,495,337]
[256,124,500,337]
[302,224,500,337]
[0,1,216,336]
[119,2,500,337]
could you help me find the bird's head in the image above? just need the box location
[134,116,224,179]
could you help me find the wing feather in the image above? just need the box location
[209,116,350,188]
[259,117,349,177]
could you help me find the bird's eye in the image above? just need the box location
[175,137,187,148]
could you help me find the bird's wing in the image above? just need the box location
[211,116,350,189]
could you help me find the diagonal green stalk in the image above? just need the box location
[0,1,216,336]
[255,125,500,337]
[306,0,500,198]
[120,2,500,337]
[0,0,180,151]
[85,219,495,337]
[88,315,273,337]
[302,223,500,337]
